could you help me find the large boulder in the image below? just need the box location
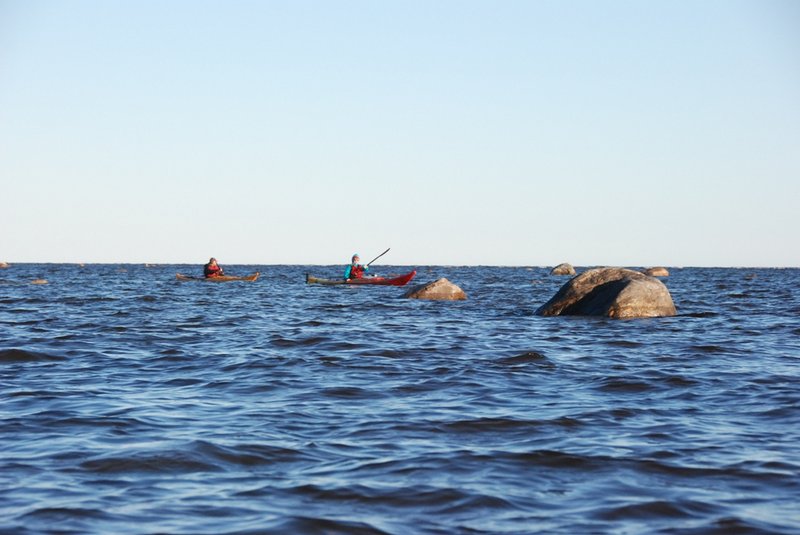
[403,278,466,301]
[536,267,676,318]
[550,263,576,276]
[643,267,669,277]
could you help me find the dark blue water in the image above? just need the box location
[2,264,799,534]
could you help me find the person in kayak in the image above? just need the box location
[344,254,369,280]
[204,257,224,278]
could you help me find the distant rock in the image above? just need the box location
[643,267,669,277]
[550,263,576,276]
[403,278,466,301]
[0,262,9,268]
[536,267,676,318]
[31,279,48,285]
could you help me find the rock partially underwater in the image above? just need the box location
[536,267,676,318]
[403,278,467,301]
[550,263,576,276]
[643,267,669,277]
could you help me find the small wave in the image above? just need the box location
[30,415,150,430]
[690,345,728,353]
[663,375,699,387]
[0,318,40,327]
[54,333,77,341]
[728,459,800,477]
[80,453,221,474]
[161,377,205,387]
[0,348,66,363]
[505,450,597,469]
[593,498,720,521]
[634,458,797,481]
[263,515,389,535]
[271,335,331,348]
[320,386,380,399]
[59,296,119,305]
[192,440,311,467]
[369,348,417,358]
[22,506,114,521]
[289,483,512,514]
[442,415,581,433]
[318,341,365,351]
[606,340,644,348]
[443,417,537,432]
[596,377,654,393]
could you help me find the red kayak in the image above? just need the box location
[306,270,416,286]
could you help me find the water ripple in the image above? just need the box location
[0,265,798,534]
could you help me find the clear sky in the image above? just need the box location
[1,1,798,266]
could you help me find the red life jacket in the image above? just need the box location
[349,264,365,279]
[205,263,222,278]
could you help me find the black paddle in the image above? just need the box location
[366,248,391,267]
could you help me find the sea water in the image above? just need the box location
[1,264,799,534]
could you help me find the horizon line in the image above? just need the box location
[2,262,799,269]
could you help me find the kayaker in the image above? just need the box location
[344,254,369,280]
[204,257,224,278]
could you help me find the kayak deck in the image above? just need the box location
[176,272,260,282]
[306,270,416,286]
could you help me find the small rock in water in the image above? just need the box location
[550,263,576,276]
[502,351,547,364]
[403,278,467,301]
[0,261,9,268]
[31,279,48,285]
[643,267,669,277]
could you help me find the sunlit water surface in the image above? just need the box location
[1,264,799,534]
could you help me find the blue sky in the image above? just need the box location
[1,1,798,266]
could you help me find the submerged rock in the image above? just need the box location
[403,278,466,301]
[643,267,669,277]
[536,267,676,318]
[31,279,48,285]
[550,263,576,276]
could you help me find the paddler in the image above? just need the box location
[204,257,224,278]
[344,253,369,281]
